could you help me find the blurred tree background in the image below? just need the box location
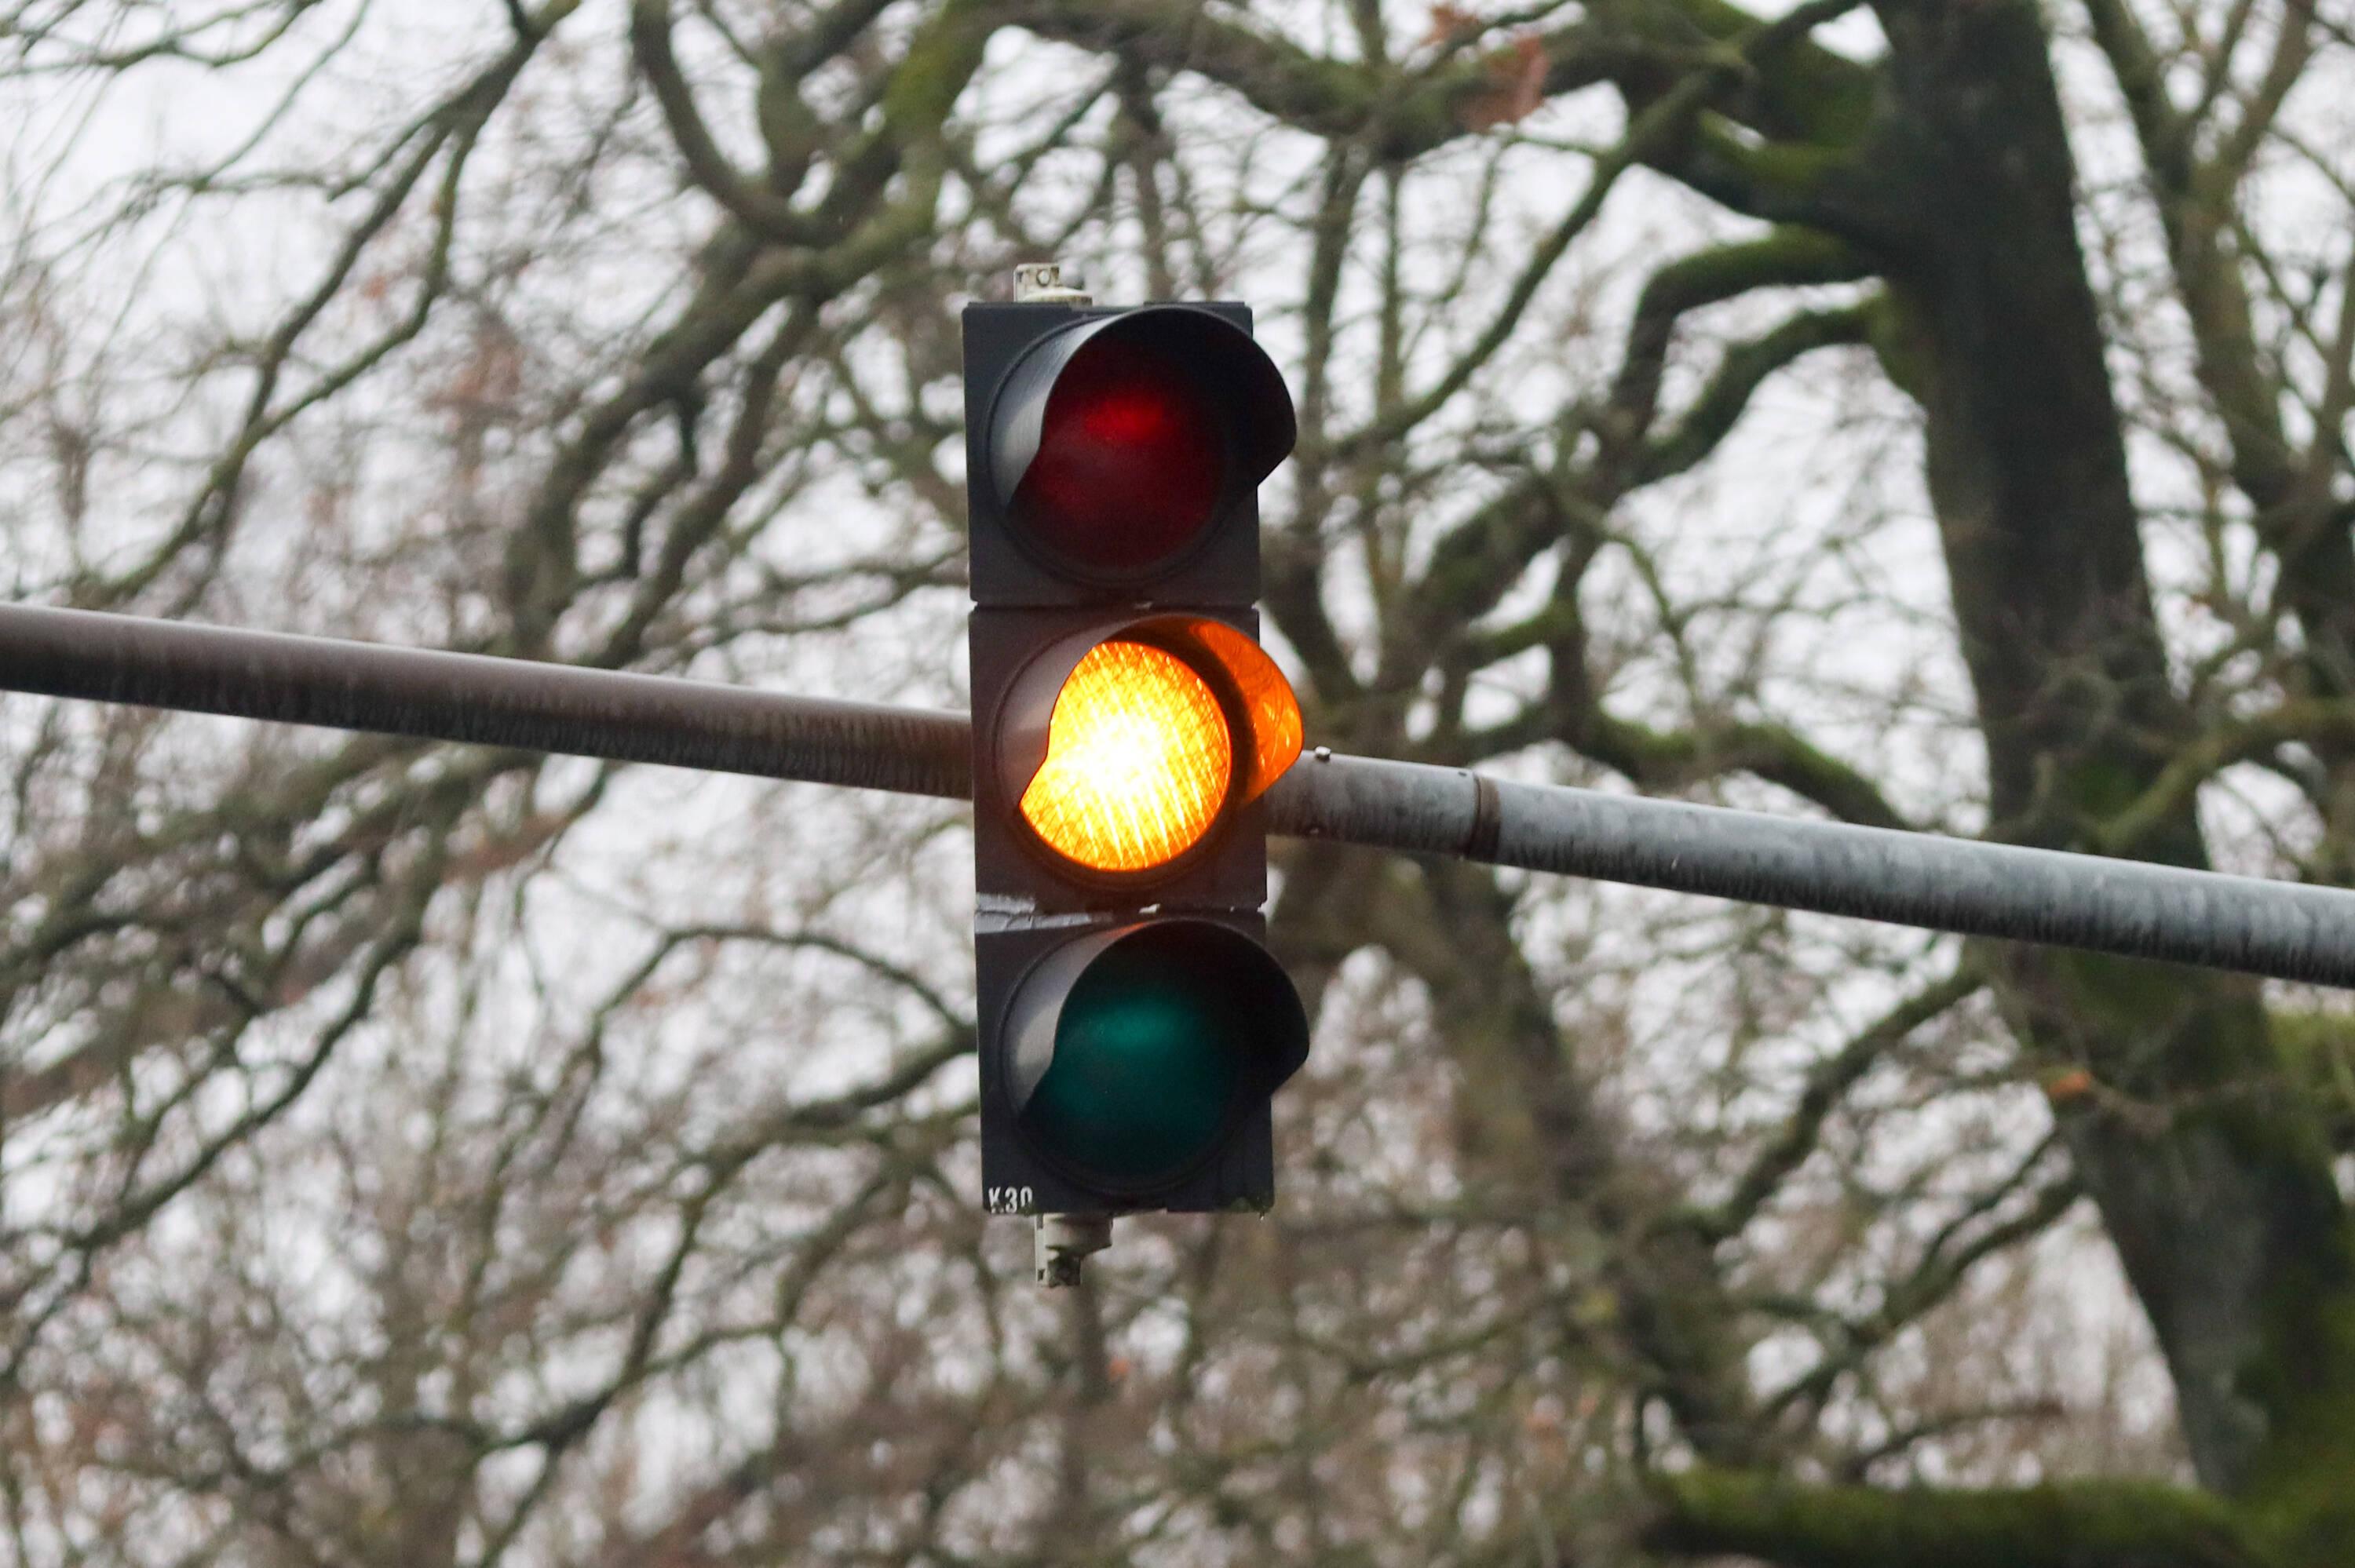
[3,0,2353,1563]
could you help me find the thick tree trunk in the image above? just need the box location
[1871,0,2355,1546]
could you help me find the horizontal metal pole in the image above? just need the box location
[8,603,2355,988]
[1265,752,2355,990]
[0,603,972,800]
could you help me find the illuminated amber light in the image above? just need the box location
[1187,619,1303,799]
[1019,642,1234,873]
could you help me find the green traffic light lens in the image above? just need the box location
[1020,937,1246,1185]
[1003,919,1309,1195]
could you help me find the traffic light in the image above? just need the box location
[966,294,1309,1223]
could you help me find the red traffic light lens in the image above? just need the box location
[1010,337,1225,578]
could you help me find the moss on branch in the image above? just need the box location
[1645,1469,2272,1568]
[1002,0,1878,165]
[1634,297,1877,483]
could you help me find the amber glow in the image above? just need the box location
[1019,641,1234,873]
[1186,619,1303,800]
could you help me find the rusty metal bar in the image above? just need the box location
[10,602,2355,988]
[0,602,971,799]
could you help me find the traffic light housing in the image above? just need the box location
[966,298,1308,1219]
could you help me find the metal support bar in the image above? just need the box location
[1265,750,2355,990]
[9,603,2355,988]
[1034,1214,1112,1286]
[0,603,971,800]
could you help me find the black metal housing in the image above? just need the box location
[966,298,1305,1219]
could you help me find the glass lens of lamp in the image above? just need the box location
[1020,935,1246,1183]
[1011,337,1225,576]
[1018,641,1234,873]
